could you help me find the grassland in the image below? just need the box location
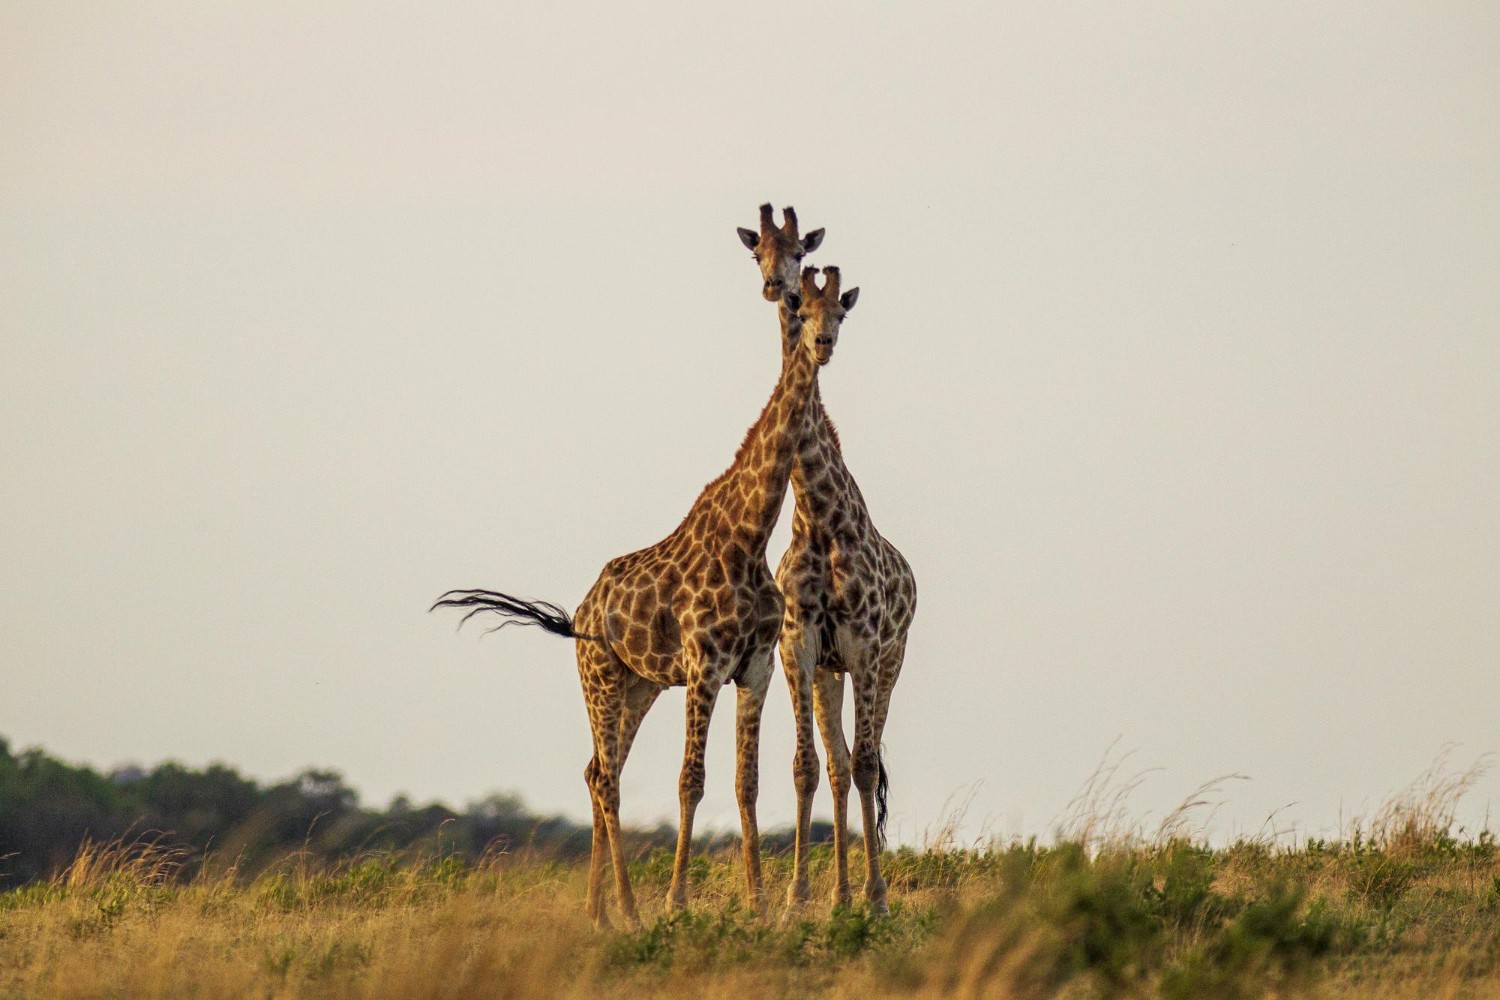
[2,823,1497,1000]
[1,751,1494,998]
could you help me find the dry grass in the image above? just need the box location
[3,754,1497,999]
[1355,747,1494,858]
[0,837,1494,999]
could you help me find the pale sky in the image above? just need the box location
[3,3,1498,845]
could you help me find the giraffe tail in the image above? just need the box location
[875,744,890,852]
[430,588,603,642]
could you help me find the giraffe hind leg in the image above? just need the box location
[870,633,909,856]
[848,652,889,913]
[584,758,610,928]
[577,640,639,928]
[812,668,852,908]
[618,673,664,771]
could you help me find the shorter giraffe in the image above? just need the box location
[737,209,917,913]
[432,269,846,928]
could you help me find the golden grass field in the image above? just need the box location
[0,754,1494,999]
[2,821,1497,1000]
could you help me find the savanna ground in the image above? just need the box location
[3,758,1497,999]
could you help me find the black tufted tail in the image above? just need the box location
[429,588,602,641]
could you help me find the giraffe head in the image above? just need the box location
[737,204,825,302]
[791,265,859,367]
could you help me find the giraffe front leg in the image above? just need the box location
[813,668,852,908]
[734,649,774,914]
[780,628,820,908]
[668,673,721,912]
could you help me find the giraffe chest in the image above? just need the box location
[778,532,885,657]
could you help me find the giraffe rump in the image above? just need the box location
[429,588,601,641]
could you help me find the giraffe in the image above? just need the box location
[431,251,849,928]
[736,202,824,302]
[737,207,917,914]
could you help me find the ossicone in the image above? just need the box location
[758,203,776,235]
[799,265,821,296]
[821,265,841,299]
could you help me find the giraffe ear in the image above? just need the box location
[801,228,825,254]
[736,227,760,251]
[781,291,803,313]
[840,287,860,311]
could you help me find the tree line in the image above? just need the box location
[0,736,622,886]
[0,737,831,887]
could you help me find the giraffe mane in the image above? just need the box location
[683,388,784,520]
[821,408,843,453]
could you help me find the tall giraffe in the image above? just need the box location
[738,207,916,913]
[432,251,849,927]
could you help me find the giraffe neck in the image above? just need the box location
[699,323,819,550]
[779,306,866,526]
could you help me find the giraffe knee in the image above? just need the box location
[793,749,820,797]
[827,758,851,796]
[586,759,620,810]
[679,760,705,807]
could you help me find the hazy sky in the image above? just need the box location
[3,3,1498,845]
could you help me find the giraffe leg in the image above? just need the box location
[871,634,908,751]
[780,627,820,907]
[849,658,888,913]
[859,635,909,915]
[618,673,664,769]
[813,668,852,908]
[584,756,610,929]
[734,647,774,913]
[668,670,722,912]
[582,675,659,925]
[578,643,639,928]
